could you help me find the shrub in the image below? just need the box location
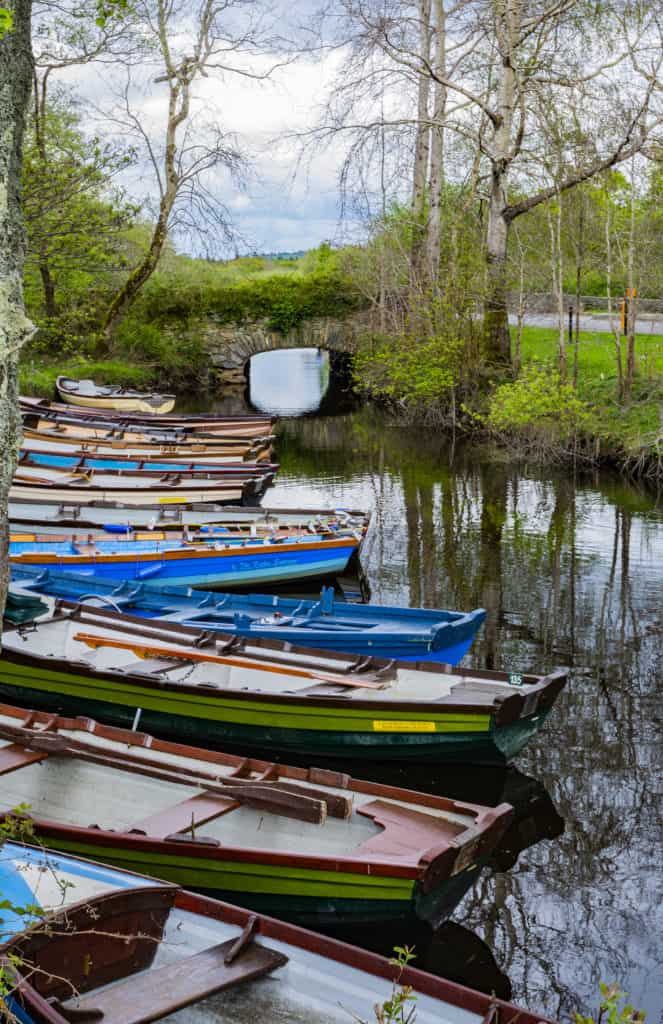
[483,364,592,448]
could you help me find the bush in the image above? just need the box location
[483,364,592,448]
[136,270,363,332]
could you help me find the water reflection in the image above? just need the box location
[187,351,662,1020]
[249,348,329,415]
[266,409,662,1022]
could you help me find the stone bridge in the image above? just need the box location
[198,314,366,385]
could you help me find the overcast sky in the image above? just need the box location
[63,42,363,257]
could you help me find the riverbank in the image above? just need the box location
[18,322,663,482]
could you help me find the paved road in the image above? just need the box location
[512,312,663,335]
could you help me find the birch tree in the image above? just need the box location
[0,0,33,623]
[102,0,286,337]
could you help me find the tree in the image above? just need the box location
[101,0,285,337]
[0,0,34,626]
[317,0,663,363]
[22,96,136,321]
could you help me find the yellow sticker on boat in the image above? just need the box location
[158,496,189,503]
[373,720,436,732]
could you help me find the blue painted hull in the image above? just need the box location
[11,566,485,663]
[21,451,272,474]
[10,539,358,588]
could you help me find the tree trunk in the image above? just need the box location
[102,201,170,338]
[623,164,636,405]
[573,195,585,388]
[410,0,432,286]
[484,175,511,364]
[0,0,34,627]
[605,188,623,403]
[38,249,57,316]
[425,0,446,285]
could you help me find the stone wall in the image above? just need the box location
[198,314,366,385]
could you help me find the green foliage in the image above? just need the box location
[352,946,418,1024]
[137,269,363,333]
[482,365,591,445]
[0,7,13,35]
[353,327,464,414]
[22,93,137,342]
[19,358,154,398]
[575,982,645,1024]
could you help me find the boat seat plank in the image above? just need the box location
[60,936,288,1024]
[129,792,239,837]
[354,799,465,860]
[0,742,48,775]
[117,658,187,674]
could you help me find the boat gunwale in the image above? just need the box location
[9,535,360,565]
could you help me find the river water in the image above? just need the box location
[211,349,662,1022]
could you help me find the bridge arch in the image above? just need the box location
[202,314,363,385]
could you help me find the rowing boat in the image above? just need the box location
[7,501,371,535]
[55,375,176,414]
[22,425,273,459]
[0,702,511,925]
[1,841,556,1024]
[22,392,276,431]
[11,567,485,663]
[9,532,361,587]
[0,601,567,763]
[10,478,254,507]
[21,437,272,466]
[17,450,279,481]
[26,411,274,443]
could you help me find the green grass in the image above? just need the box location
[517,325,663,452]
[19,358,154,399]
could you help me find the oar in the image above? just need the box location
[0,720,352,819]
[0,724,332,825]
[73,631,391,690]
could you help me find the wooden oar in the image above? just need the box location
[73,631,390,690]
[0,724,334,825]
[0,720,352,819]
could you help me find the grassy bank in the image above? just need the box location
[517,325,663,456]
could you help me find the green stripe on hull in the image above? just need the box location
[0,658,550,763]
[0,660,487,732]
[39,838,425,925]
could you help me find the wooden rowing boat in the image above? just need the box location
[21,435,271,465]
[16,449,279,481]
[0,702,512,926]
[10,471,257,507]
[9,532,361,587]
[55,375,176,414]
[11,567,485,664]
[0,601,567,764]
[22,425,274,462]
[25,418,275,445]
[1,841,556,1024]
[22,392,276,431]
[7,501,371,536]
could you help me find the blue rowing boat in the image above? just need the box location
[10,564,485,662]
[9,533,360,589]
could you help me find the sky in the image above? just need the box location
[61,39,364,257]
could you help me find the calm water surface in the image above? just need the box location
[206,350,663,1021]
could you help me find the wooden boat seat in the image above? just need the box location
[129,792,239,837]
[354,799,466,861]
[0,742,48,775]
[58,933,288,1024]
[118,657,191,674]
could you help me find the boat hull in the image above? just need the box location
[10,540,358,588]
[58,391,176,414]
[0,657,551,765]
[21,831,479,927]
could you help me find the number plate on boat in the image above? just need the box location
[373,720,436,732]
